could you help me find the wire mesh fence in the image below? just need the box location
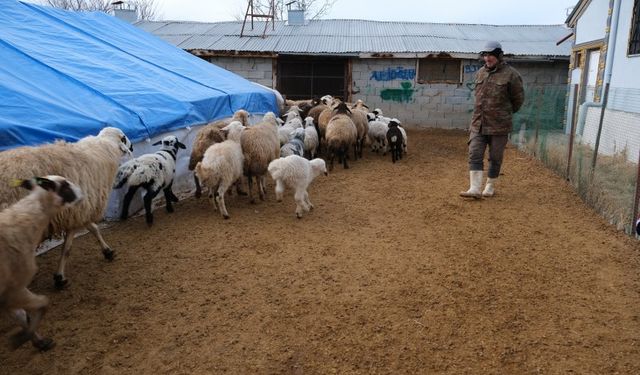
[511,84,640,235]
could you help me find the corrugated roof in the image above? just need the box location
[136,19,570,57]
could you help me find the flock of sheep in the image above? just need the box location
[0,95,407,352]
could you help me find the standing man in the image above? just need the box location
[460,41,525,198]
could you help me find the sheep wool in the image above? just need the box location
[240,112,280,203]
[0,176,83,351]
[113,135,186,226]
[268,155,327,218]
[194,140,244,219]
[0,126,132,289]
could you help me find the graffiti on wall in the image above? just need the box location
[463,64,483,74]
[380,81,416,103]
[370,67,416,81]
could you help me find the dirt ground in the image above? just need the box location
[2,128,640,374]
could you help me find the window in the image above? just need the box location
[277,56,346,100]
[630,0,640,55]
[417,58,461,83]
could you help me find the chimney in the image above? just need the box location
[286,1,306,26]
[112,1,137,23]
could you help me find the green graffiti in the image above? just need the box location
[380,81,415,103]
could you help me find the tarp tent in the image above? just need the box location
[0,0,278,151]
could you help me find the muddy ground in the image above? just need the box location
[2,128,640,374]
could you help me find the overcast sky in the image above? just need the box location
[156,0,578,25]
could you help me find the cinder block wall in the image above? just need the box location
[207,56,273,88]
[351,58,568,129]
[204,56,568,130]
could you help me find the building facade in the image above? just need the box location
[137,18,570,129]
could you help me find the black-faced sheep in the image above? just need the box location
[0,127,132,289]
[268,155,327,218]
[113,135,186,226]
[1,176,83,350]
[386,119,404,163]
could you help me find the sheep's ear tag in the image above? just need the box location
[10,178,25,188]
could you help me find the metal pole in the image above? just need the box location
[591,82,610,170]
[633,148,640,235]
[533,87,543,156]
[566,84,579,180]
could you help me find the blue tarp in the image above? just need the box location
[0,1,278,151]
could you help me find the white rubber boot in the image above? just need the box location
[459,171,483,199]
[482,177,497,197]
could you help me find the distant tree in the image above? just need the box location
[236,0,338,21]
[42,0,161,20]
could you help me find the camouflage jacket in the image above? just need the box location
[470,62,525,135]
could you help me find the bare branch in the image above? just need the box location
[41,0,161,20]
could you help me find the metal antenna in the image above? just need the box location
[241,0,276,38]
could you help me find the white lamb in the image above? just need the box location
[194,139,244,219]
[268,155,327,218]
[113,135,186,226]
[303,116,319,159]
[0,176,83,351]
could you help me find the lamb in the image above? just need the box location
[303,116,319,159]
[189,109,250,198]
[240,112,280,203]
[0,176,83,351]
[386,119,404,163]
[268,155,327,218]
[113,135,186,226]
[367,113,388,153]
[194,139,244,219]
[373,113,408,154]
[280,128,306,157]
[325,102,358,170]
[0,126,133,289]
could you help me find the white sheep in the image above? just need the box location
[194,139,244,219]
[303,116,319,159]
[268,155,327,218]
[280,128,306,157]
[113,135,186,226]
[278,116,303,146]
[0,126,132,289]
[367,112,388,153]
[0,176,83,351]
[189,109,250,198]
